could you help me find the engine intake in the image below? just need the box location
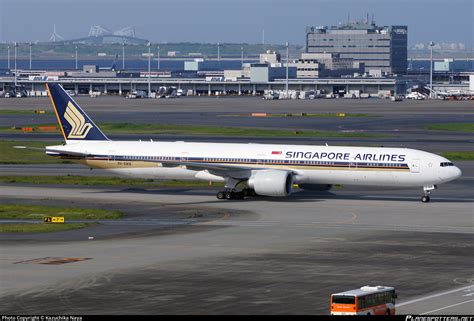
[248,170,293,197]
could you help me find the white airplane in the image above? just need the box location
[40,83,461,203]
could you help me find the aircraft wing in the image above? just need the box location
[161,160,255,179]
[43,147,259,179]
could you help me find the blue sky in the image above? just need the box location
[0,0,472,46]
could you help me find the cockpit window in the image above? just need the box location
[440,162,454,167]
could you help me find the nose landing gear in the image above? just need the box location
[421,185,437,203]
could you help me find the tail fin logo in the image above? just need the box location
[64,101,93,139]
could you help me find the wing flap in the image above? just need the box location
[159,160,254,179]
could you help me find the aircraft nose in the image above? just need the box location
[452,166,462,180]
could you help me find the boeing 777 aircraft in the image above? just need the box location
[36,83,461,202]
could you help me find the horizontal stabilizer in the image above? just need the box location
[13,146,46,151]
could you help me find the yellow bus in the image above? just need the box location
[330,285,397,315]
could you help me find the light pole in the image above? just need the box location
[7,45,10,69]
[429,41,434,98]
[29,42,32,69]
[241,46,244,68]
[217,42,220,62]
[14,42,17,87]
[147,42,151,97]
[285,41,289,97]
[122,42,125,70]
[157,45,160,70]
[75,46,78,69]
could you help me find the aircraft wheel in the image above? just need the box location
[421,195,430,203]
[216,191,225,200]
[225,191,233,200]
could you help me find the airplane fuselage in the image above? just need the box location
[47,140,461,188]
[42,83,462,202]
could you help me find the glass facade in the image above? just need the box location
[306,23,407,75]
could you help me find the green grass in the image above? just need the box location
[101,123,388,138]
[1,123,388,138]
[0,175,223,188]
[0,204,123,220]
[0,140,67,164]
[425,123,474,132]
[440,151,474,161]
[0,223,92,233]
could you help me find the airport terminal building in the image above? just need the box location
[306,21,408,75]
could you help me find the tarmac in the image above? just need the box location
[0,96,473,315]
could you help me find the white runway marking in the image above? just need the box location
[420,299,474,315]
[397,285,473,307]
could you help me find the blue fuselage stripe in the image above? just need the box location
[55,153,411,170]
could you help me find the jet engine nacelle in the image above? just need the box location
[298,183,332,191]
[247,170,293,197]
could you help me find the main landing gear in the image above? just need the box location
[216,190,244,200]
[216,178,251,201]
[421,185,437,203]
[216,188,257,200]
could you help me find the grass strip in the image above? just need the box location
[0,175,223,188]
[0,223,91,233]
[101,123,384,137]
[0,204,123,220]
[440,151,474,161]
[1,123,388,138]
[425,123,474,132]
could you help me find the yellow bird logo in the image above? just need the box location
[64,102,93,139]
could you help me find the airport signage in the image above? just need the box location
[43,216,65,223]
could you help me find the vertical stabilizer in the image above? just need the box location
[46,83,109,142]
